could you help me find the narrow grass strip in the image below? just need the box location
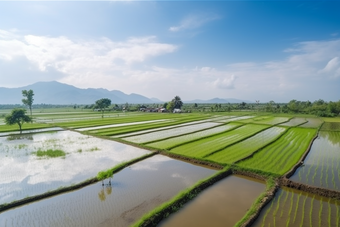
[132,167,232,227]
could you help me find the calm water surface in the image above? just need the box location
[158,175,266,227]
[0,155,216,227]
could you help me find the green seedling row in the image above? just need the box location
[92,117,211,136]
[168,124,269,158]
[146,123,242,149]
[123,122,222,144]
[255,187,340,227]
[205,126,287,164]
[237,127,317,175]
[58,113,209,129]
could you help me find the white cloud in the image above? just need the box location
[0,28,339,102]
[0,30,177,88]
[169,13,220,32]
[213,75,236,89]
[319,57,340,78]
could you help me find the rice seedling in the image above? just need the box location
[261,195,275,227]
[319,198,323,227]
[293,192,302,224]
[286,190,295,227]
[309,195,315,227]
[281,189,290,217]
[328,198,331,227]
[34,149,66,158]
[273,189,284,217]
[299,195,307,227]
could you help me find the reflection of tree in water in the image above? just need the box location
[7,135,33,141]
[106,185,112,195]
[320,131,340,147]
[98,178,113,201]
[321,122,340,132]
[98,188,106,201]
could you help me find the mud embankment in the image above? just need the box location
[231,169,267,182]
[280,178,340,200]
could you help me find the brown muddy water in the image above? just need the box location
[290,131,340,191]
[253,187,340,227]
[158,175,266,227]
[0,155,216,227]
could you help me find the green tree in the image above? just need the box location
[167,101,175,112]
[22,89,34,117]
[5,109,32,134]
[172,96,183,109]
[95,98,111,118]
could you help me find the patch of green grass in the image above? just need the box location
[34,149,66,158]
[77,148,82,153]
[88,147,100,152]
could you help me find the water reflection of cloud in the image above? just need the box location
[0,130,150,204]
[130,155,172,171]
[171,173,193,187]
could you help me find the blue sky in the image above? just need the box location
[0,1,339,102]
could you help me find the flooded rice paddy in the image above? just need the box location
[158,175,266,227]
[279,117,307,127]
[300,117,324,128]
[123,122,221,144]
[253,187,340,227]
[146,123,242,150]
[76,119,170,131]
[112,119,220,138]
[0,127,64,137]
[0,130,150,204]
[0,155,216,227]
[290,131,340,190]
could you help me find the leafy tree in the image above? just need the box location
[22,89,34,117]
[5,109,32,134]
[167,101,175,112]
[172,96,183,109]
[95,98,111,118]
[194,103,198,108]
[163,102,168,109]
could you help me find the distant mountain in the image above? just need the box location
[186,98,251,104]
[150,97,164,103]
[0,81,157,105]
